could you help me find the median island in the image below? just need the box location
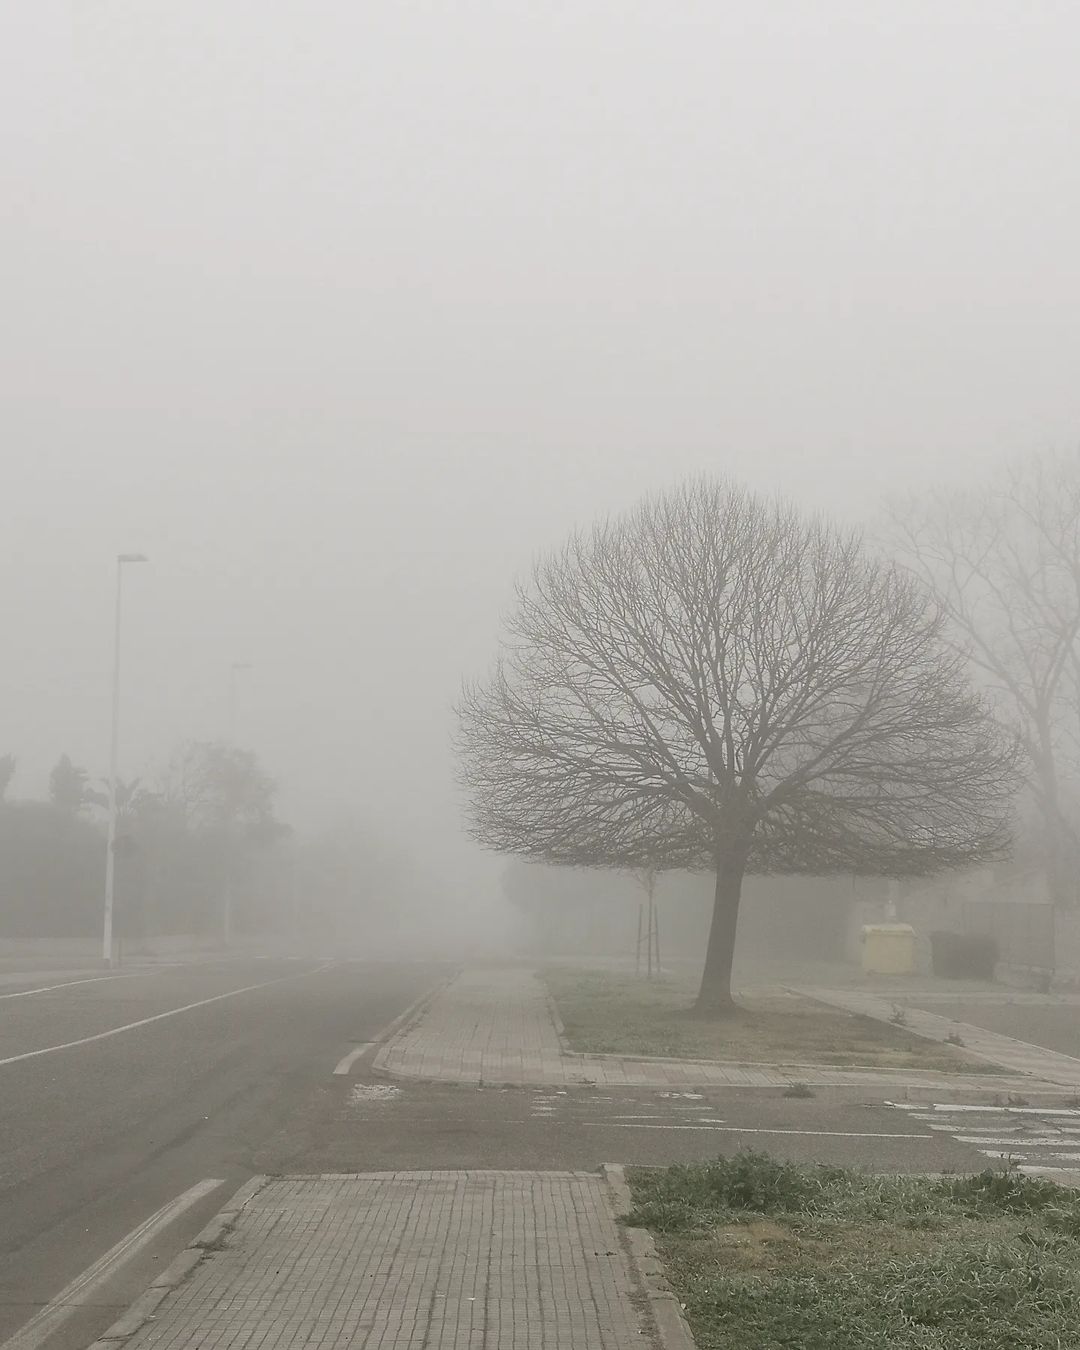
[544,967,1001,1073]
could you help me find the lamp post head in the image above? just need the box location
[118,553,149,564]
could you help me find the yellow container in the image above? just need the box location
[860,923,917,975]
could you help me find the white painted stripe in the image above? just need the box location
[0,973,151,1001]
[920,1120,1080,1133]
[1044,1152,1080,1162]
[1,1178,224,1350]
[608,1114,718,1122]
[923,1105,1080,1116]
[978,1150,1030,1161]
[0,963,334,1070]
[955,1136,1074,1147]
[333,1044,374,1075]
[581,1123,930,1139]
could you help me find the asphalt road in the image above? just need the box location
[0,957,1017,1350]
[306,1077,993,1175]
[0,958,444,1350]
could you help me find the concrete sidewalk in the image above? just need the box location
[798,986,1080,1089]
[92,1172,654,1350]
[373,967,1075,1097]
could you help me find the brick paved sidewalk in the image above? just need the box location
[372,967,1069,1096]
[97,1172,652,1350]
[798,986,1080,1089]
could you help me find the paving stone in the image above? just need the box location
[123,1172,650,1350]
[798,987,1080,1088]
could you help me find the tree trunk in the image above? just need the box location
[1031,724,1076,910]
[695,850,748,1014]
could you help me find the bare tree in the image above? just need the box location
[459,480,1015,1011]
[887,452,1080,909]
[48,754,103,815]
[160,741,277,834]
[159,740,282,943]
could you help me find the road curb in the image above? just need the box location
[84,1176,268,1348]
[791,985,1080,1088]
[601,1163,698,1350]
[369,969,461,1076]
[540,980,571,1052]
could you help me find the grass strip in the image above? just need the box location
[627,1152,1080,1349]
[546,968,1000,1072]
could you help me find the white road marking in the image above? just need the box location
[0,1177,224,1350]
[348,1083,401,1103]
[921,1118,1075,1129]
[956,1136,1073,1147]
[0,973,151,1001]
[581,1123,930,1139]
[608,1114,719,1122]
[911,1104,1080,1117]
[0,963,334,1070]
[890,1100,1080,1176]
[333,1044,374,1075]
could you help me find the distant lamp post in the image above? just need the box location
[103,553,149,967]
[223,662,252,948]
[227,661,252,745]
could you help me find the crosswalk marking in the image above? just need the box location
[890,1102,1080,1116]
[953,1135,1079,1147]
[887,1100,1080,1179]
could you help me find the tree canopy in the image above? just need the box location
[888,450,1080,908]
[459,479,1017,1008]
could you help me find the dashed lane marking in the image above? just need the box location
[0,973,153,1001]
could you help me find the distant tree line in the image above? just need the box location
[0,742,293,943]
[887,451,1080,911]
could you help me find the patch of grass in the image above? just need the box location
[544,968,1001,1072]
[628,1153,1080,1349]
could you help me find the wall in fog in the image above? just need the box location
[505,862,887,967]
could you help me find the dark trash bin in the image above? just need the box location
[929,930,998,980]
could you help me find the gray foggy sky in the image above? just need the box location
[3,3,1079,910]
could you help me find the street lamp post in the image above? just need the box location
[103,553,148,967]
[223,662,251,948]
[227,661,252,746]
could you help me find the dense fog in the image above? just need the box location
[3,4,1080,958]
